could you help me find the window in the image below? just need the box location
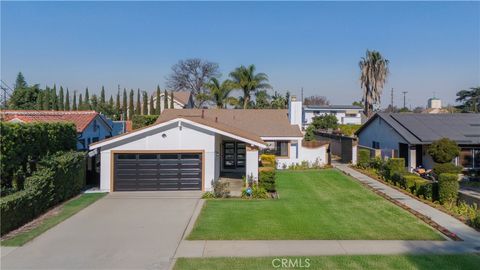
[474,149,480,169]
[262,141,289,157]
[372,141,380,149]
[460,148,473,168]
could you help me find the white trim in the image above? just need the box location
[90,117,266,150]
[261,136,303,141]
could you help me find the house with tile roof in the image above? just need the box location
[89,97,328,192]
[0,110,124,150]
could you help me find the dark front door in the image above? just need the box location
[399,143,409,167]
[223,142,246,170]
[113,153,202,191]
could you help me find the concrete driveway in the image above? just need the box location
[1,191,201,270]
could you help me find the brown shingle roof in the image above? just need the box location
[172,92,191,106]
[156,109,303,138]
[0,110,102,132]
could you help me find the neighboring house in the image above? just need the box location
[89,103,328,192]
[303,105,363,126]
[150,91,194,113]
[356,113,480,171]
[0,110,124,150]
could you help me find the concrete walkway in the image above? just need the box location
[333,162,480,243]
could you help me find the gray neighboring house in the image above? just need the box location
[356,113,480,171]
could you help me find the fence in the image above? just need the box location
[314,131,356,163]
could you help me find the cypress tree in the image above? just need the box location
[37,91,44,110]
[122,88,127,120]
[109,95,114,116]
[51,84,58,110]
[100,86,106,107]
[164,90,168,110]
[170,91,174,108]
[84,87,90,109]
[43,86,51,110]
[65,89,71,111]
[72,90,77,111]
[91,94,98,111]
[128,89,134,120]
[59,86,65,110]
[149,96,154,115]
[142,91,148,115]
[135,89,141,115]
[115,91,121,119]
[156,85,161,114]
[78,93,83,110]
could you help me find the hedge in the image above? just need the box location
[259,166,276,192]
[357,149,370,168]
[260,154,276,168]
[433,163,463,177]
[0,151,86,235]
[132,115,159,130]
[385,158,405,178]
[0,122,77,189]
[438,173,459,204]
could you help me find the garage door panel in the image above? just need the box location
[114,152,202,191]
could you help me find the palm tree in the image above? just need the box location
[229,64,271,109]
[204,78,235,108]
[359,50,389,117]
[456,87,480,113]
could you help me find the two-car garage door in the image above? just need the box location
[113,152,202,191]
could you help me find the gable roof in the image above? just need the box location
[0,110,110,132]
[156,109,304,138]
[154,91,192,106]
[356,113,480,145]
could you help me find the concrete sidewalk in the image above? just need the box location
[174,240,480,258]
[334,162,480,244]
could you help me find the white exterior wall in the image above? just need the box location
[357,117,408,151]
[150,94,185,114]
[303,110,361,126]
[289,100,303,129]
[99,122,217,192]
[246,149,259,182]
[275,139,328,169]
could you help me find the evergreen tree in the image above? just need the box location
[142,91,148,115]
[14,72,27,89]
[51,84,58,110]
[43,86,51,110]
[84,87,90,109]
[149,96,154,115]
[91,94,98,111]
[100,86,106,107]
[164,90,169,109]
[59,86,65,110]
[156,85,161,114]
[115,91,121,119]
[135,89,141,115]
[72,90,77,110]
[108,95,115,116]
[170,91,174,108]
[65,89,71,111]
[37,91,44,110]
[128,89,134,120]
[78,93,83,110]
[122,88,127,120]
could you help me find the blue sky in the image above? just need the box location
[1,1,479,108]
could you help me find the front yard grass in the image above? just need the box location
[1,193,106,246]
[188,169,443,240]
[173,254,480,270]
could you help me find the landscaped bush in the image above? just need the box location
[241,186,268,199]
[433,163,463,177]
[259,167,276,192]
[427,138,460,164]
[0,151,86,236]
[357,149,370,168]
[438,173,459,204]
[338,124,361,136]
[0,122,77,190]
[212,180,230,198]
[131,115,159,130]
[385,158,405,179]
[414,178,433,199]
[260,154,276,167]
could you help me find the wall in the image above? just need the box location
[99,121,217,191]
[275,139,327,168]
[151,94,185,114]
[78,116,112,150]
[357,116,408,151]
[246,148,259,182]
[303,110,361,126]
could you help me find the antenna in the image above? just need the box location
[402,91,408,109]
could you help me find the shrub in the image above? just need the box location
[438,173,459,204]
[427,138,460,163]
[391,172,406,187]
[259,167,276,192]
[0,151,86,236]
[311,114,338,130]
[242,186,268,199]
[357,149,370,168]
[385,158,405,179]
[260,154,276,168]
[403,174,420,192]
[201,192,215,199]
[414,178,433,199]
[472,215,480,229]
[212,180,230,198]
[433,163,463,177]
[0,122,77,190]
[131,115,159,130]
[338,124,361,136]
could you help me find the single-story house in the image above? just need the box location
[0,110,124,150]
[303,105,363,127]
[89,105,328,192]
[356,113,480,171]
[150,91,194,113]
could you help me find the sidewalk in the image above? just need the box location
[334,162,480,243]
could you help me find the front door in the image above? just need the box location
[223,142,246,170]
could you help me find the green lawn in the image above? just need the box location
[173,254,480,270]
[1,193,106,246]
[188,169,443,240]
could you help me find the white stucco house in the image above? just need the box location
[303,105,363,127]
[90,102,328,192]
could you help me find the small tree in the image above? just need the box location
[427,138,460,164]
[65,89,71,111]
[59,86,64,110]
[142,91,148,115]
[304,125,316,141]
[135,89,141,115]
[311,114,338,130]
[170,91,174,108]
[122,88,127,120]
[156,86,161,114]
[149,96,154,115]
[164,90,169,109]
[128,89,134,120]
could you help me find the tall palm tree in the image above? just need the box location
[359,50,389,117]
[229,64,271,109]
[204,78,235,108]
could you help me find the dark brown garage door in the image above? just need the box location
[113,153,202,191]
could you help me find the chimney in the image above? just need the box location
[288,95,303,129]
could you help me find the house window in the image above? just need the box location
[262,141,289,157]
[346,113,357,117]
[460,148,473,168]
[372,141,380,149]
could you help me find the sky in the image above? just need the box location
[1,1,479,108]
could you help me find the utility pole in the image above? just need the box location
[301,87,304,102]
[402,91,408,109]
[390,88,394,112]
